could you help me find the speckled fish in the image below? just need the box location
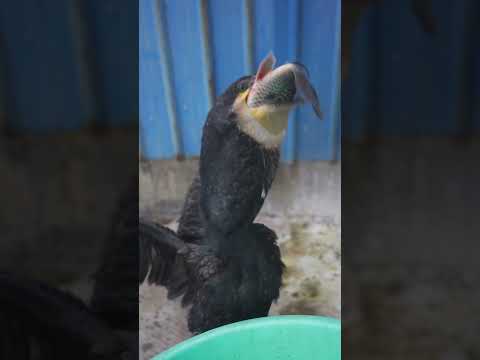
[246,51,323,120]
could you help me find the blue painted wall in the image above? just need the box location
[139,0,341,161]
[343,0,480,140]
[0,0,137,133]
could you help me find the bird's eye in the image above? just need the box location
[236,81,250,92]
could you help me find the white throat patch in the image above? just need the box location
[233,93,287,149]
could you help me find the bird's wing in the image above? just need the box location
[140,219,226,308]
[139,219,186,287]
[0,272,123,358]
[186,223,283,334]
[91,177,140,330]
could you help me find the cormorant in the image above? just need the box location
[177,52,322,250]
[90,178,139,332]
[199,53,322,252]
[0,272,132,360]
[140,219,283,334]
[141,52,322,334]
[0,179,139,360]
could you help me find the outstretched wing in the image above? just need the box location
[91,178,140,330]
[0,272,124,359]
[140,219,226,309]
[139,219,184,285]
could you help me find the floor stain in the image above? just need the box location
[278,299,319,315]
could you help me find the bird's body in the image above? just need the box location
[176,76,282,247]
[141,52,322,334]
[140,75,285,333]
[0,272,128,360]
[0,179,140,360]
[0,176,139,360]
[140,220,283,334]
[199,76,280,252]
[91,178,139,332]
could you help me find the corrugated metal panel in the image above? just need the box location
[343,0,480,140]
[82,0,138,127]
[0,0,137,133]
[139,0,341,161]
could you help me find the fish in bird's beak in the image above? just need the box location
[246,52,323,119]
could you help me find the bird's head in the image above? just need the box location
[233,51,322,142]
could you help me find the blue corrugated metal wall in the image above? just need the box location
[140,0,341,161]
[343,0,480,140]
[0,0,137,133]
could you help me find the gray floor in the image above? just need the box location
[342,138,480,359]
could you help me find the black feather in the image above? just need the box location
[138,75,286,334]
[200,108,280,248]
[139,219,183,285]
[0,272,127,360]
[187,223,284,334]
[90,179,139,331]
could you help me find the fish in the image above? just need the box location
[247,52,323,120]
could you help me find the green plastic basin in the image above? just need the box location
[152,315,341,360]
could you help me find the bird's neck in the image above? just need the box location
[233,91,289,149]
[250,107,290,135]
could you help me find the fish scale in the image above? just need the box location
[248,69,296,108]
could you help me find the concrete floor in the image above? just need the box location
[343,138,480,359]
[139,160,341,359]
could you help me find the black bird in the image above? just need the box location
[0,180,140,360]
[90,178,139,332]
[3,179,182,359]
[140,219,283,334]
[178,52,322,251]
[0,272,130,360]
[199,54,322,253]
[141,52,322,334]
